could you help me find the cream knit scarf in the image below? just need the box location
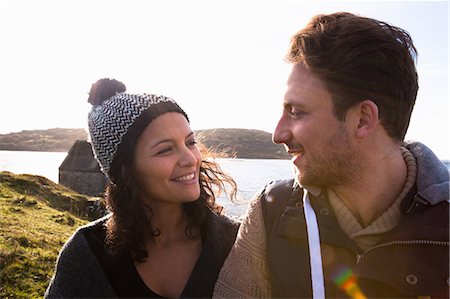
[328,147,417,250]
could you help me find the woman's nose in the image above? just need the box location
[178,147,198,167]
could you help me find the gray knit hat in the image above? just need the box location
[87,78,188,177]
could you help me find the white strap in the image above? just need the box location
[303,192,325,298]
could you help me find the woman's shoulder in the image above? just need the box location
[45,214,116,298]
[206,210,240,248]
[57,214,110,258]
[77,213,111,233]
[211,210,241,230]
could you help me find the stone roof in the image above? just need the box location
[59,140,101,172]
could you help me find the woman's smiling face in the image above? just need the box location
[131,112,202,207]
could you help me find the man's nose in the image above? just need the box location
[272,117,291,144]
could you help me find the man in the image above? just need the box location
[214,12,449,298]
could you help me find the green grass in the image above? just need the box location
[0,171,102,298]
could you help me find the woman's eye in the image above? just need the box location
[187,139,197,147]
[156,147,171,155]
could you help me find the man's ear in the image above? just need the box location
[355,100,379,138]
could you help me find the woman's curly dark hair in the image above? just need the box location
[104,109,237,262]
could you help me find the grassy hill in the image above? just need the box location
[0,171,104,298]
[0,128,290,159]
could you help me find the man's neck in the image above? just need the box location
[329,146,408,227]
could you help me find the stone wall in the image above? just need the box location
[59,170,107,196]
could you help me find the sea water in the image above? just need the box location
[0,150,294,217]
[2,150,448,218]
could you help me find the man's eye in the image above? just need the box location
[288,107,304,118]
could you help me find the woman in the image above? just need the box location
[45,78,240,298]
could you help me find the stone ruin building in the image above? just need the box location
[59,140,107,196]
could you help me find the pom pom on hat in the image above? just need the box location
[88,78,126,106]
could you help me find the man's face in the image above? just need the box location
[273,64,360,188]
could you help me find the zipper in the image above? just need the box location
[356,240,449,263]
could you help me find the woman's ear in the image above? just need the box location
[355,100,379,138]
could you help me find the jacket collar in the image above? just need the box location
[404,141,449,205]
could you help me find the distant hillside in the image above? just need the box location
[0,128,88,152]
[0,128,290,159]
[196,128,290,159]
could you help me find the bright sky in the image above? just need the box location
[0,0,448,160]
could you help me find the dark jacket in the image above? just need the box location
[45,209,240,298]
[261,142,449,298]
